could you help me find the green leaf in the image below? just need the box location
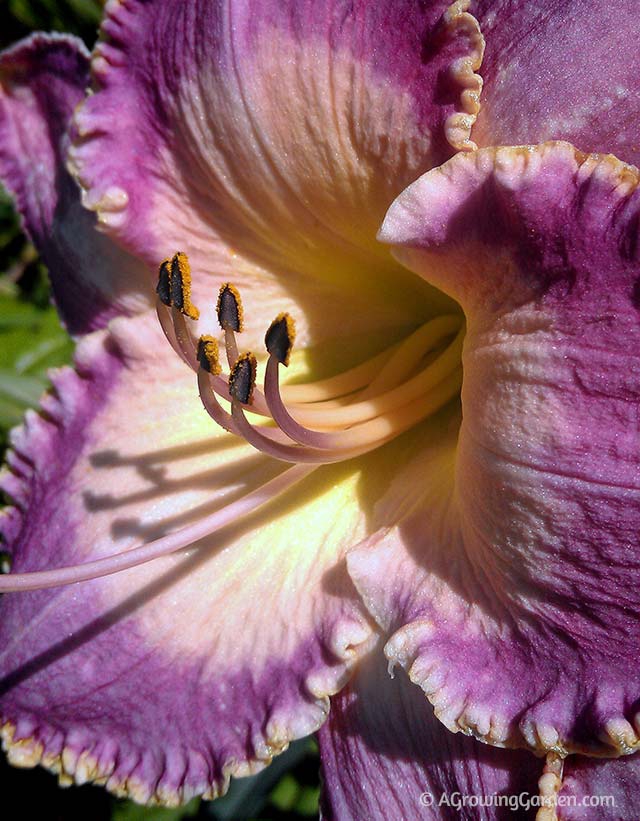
[295,786,321,816]
[112,797,200,821]
[0,280,74,440]
[66,0,103,25]
[3,0,103,46]
[0,369,47,403]
[0,292,74,374]
[204,738,315,820]
[270,774,300,812]
[270,774,320,816]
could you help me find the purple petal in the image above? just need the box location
[356,143,640,755]
[472,1,640,166]
[556,754,640,820]
[0,33,151,334]
[318,650,541,820]
[67,0,484,330]
[0,311,380,802]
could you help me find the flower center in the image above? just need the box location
[157,253,464,466]
[0,253,463,593]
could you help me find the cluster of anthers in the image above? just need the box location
[0,252,464,593]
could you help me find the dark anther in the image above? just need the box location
[217,284,244,332]
[229,353,257,404]
[265,313,296,367]
[156,258,172,306]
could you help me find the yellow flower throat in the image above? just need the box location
[157,252,464,465]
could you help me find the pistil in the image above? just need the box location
[0,463,315,592]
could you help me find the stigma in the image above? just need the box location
[0,253,463,594]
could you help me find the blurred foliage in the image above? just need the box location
[0,1,321,819]
[0,190,74,452]
[2,0,103,46]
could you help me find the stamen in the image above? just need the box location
[198,367,236,434]
[168,292,261,406]
[219,322,462,463]
[172,308,198,370]
[197,366,291,443]
[197,336,222,375]
[224,348,382,463]
[155,253,201,370]
[156,257,172,306]
[0,464,316,592]
[170,252,200,320]
[217,283,244,367]
[156,300,192,370]
[158,259,465,468]
[196,335,272,417]
[360,315,461,398]
[265,313,296,367]
[196,296,464,464]
[264,353,342,450]
[263,338,463,450]
[274,317,459,405]
[229,353,257,405]
[274,326,465,429]
[231,367,462,462]
[278,346,395,404]
[230,400,362,463]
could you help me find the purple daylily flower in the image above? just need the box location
[0,1,639,818]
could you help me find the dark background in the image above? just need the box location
[0,2,320,818]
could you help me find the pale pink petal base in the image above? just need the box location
[0,311,380,803]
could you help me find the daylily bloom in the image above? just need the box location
[0,1,639,818]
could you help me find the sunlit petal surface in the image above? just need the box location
[67,0,483,335]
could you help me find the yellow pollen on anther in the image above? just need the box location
[170,252,200,320]
[197,335,222,375]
